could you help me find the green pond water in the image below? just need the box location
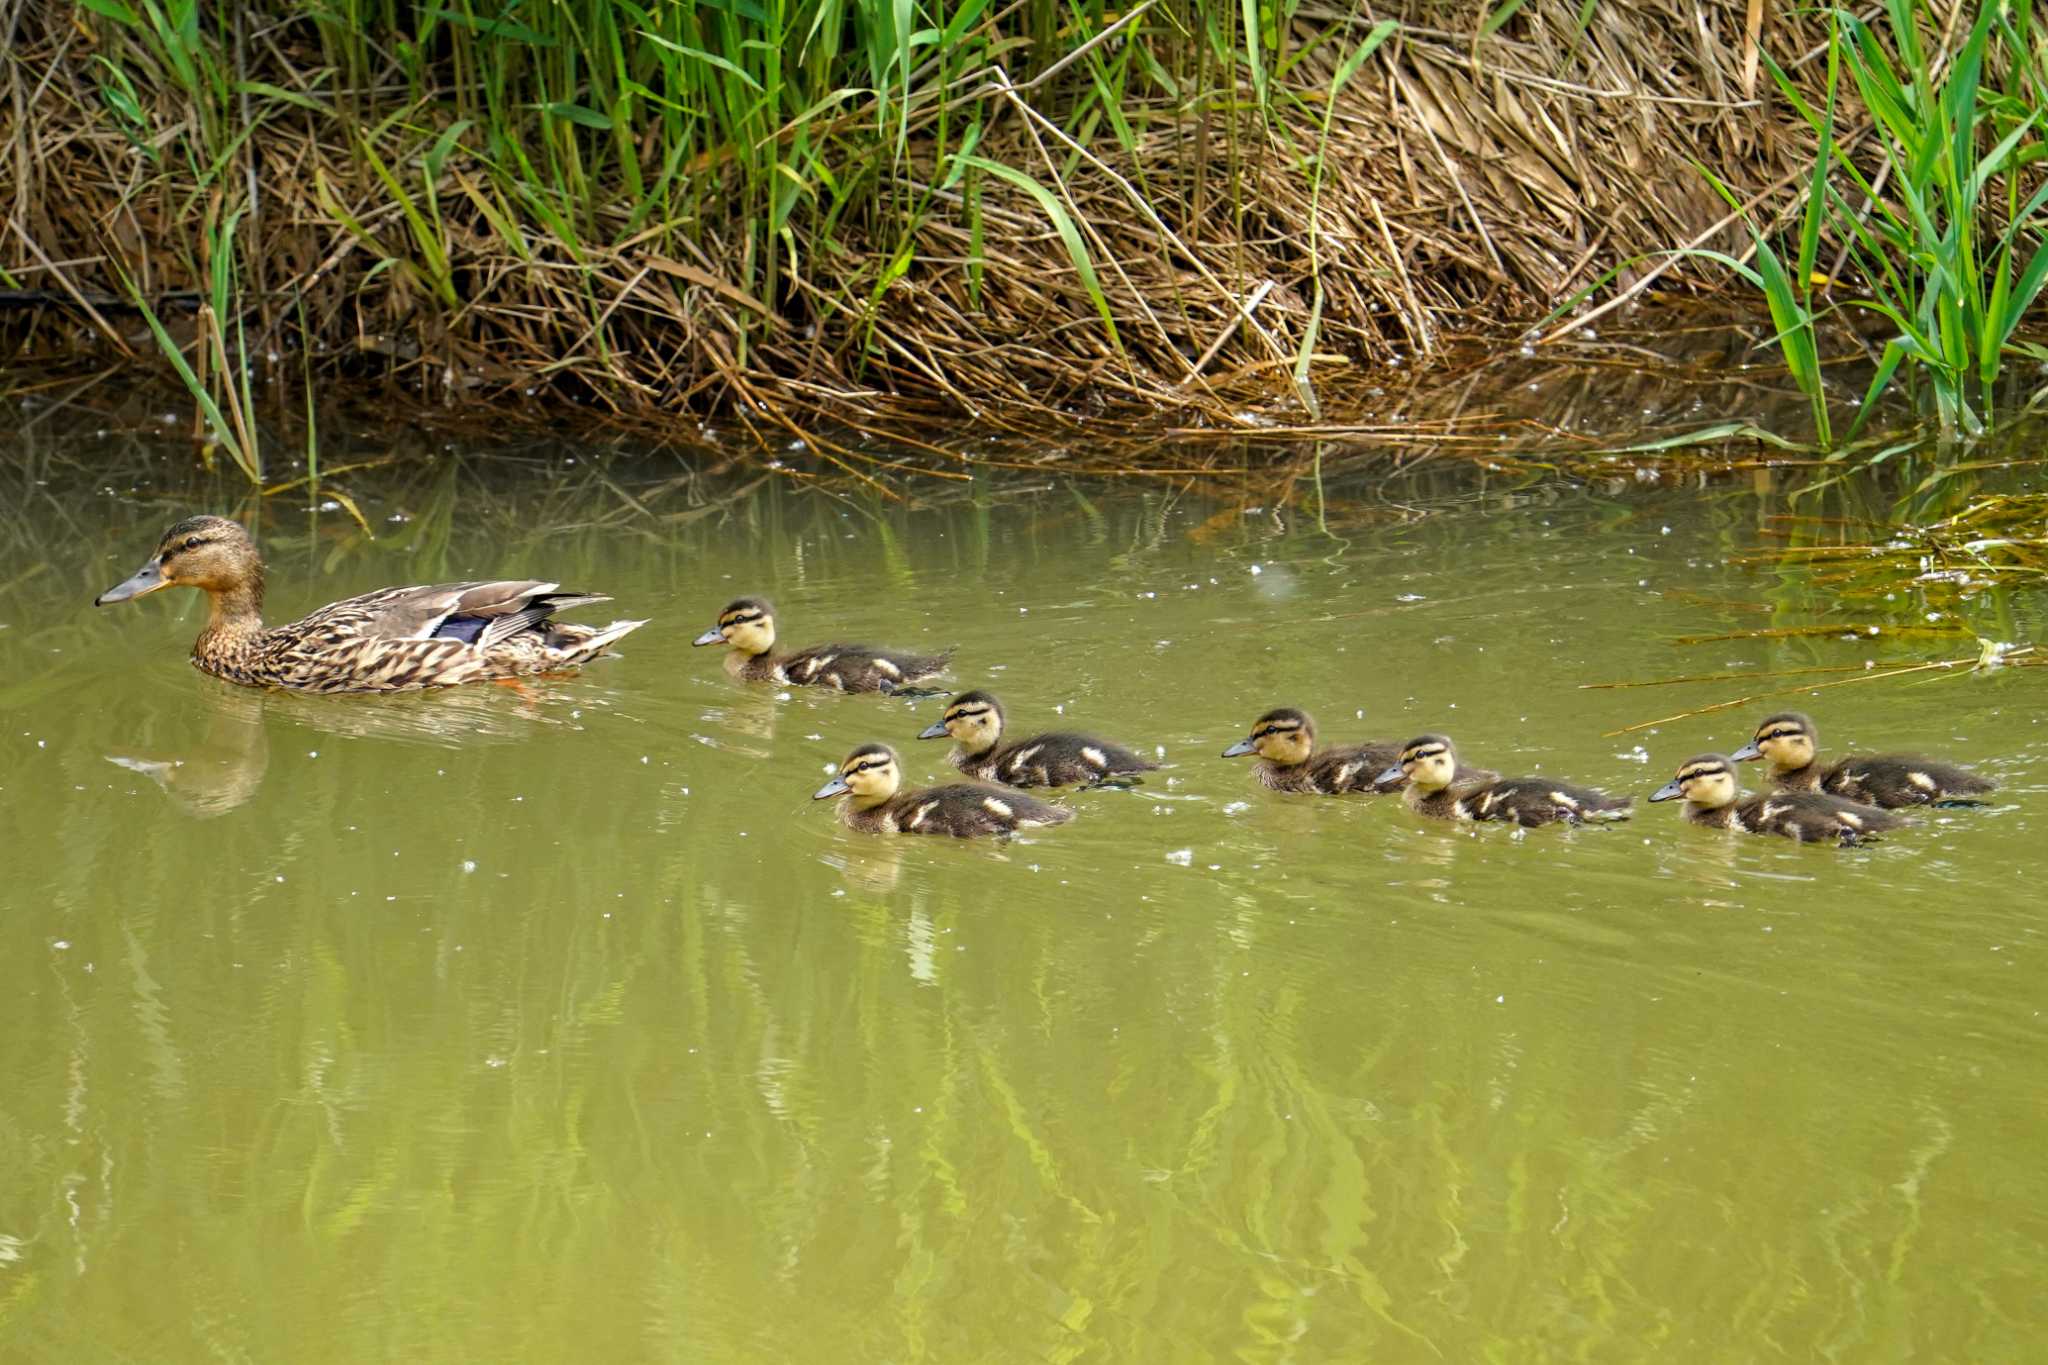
[2,391,2045,1361]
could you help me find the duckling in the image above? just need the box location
[1378,734,1632,827]
[1221,707,1492,794]
[916,690,1157,788]
[693,597,949,694]
[95,515,645,692]
[1731,711,1993,808]
[812,743,1073,837]
[1650,754,1904,845]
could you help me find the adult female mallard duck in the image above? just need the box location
[1650,754,1903,845]
[692,597,949,693]
[1730,711,1993,808]
[95,516,646,693]
[916,690,1157,788]
[1378,734,1632,827]
[812,743,1073,837]
[1221,706,1492,795]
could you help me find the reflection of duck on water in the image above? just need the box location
[818,839,908,896]
[104,677,579,817]
[105,688,268,819]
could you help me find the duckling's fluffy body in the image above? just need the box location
[1222,708,1492,795]
[920,691,1156,788]
[695,597,947,693]
[815,743,1072,838]
[96,516,645,692]
[1653,754,1904,845]
[1388,735,1632,827]
[1734,711,1993,808]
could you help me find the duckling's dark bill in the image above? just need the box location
[1728,742,1764,762]
[813,776,851,799]
[917,720,950,740]
[1373,763,1405,786]
[1648,780,1685,802]
[95,559,168,605]
[691,626,725,646]
[1220,738,1256,757]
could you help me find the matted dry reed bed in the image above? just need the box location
[3,0,1836,431]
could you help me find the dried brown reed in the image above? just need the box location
[0,0,1840,438]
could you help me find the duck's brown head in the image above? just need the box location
[919,690,1005,753]
[1222,707,1314,764]
[693,596,776,657]
[1384,734,1458,794]
[96,516,262,607]
[814,742,902,807]
[1651,755,1741,809]
[1731,712,1817,771]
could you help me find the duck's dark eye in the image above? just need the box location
[183,536,202,551]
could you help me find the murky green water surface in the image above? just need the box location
[3,389,2045,1360]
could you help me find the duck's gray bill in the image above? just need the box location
[95,559,167,606]
[691,626,726,646]
[812,777,850,800]
[1220,738,1256,758]
[1648,780,1686,802]
[916,720,950,740]
[1374,764,1406,787]
[1729,742,1763,762]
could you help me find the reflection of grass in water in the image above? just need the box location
[7,376,2046,1359]
[2,815,2034,1359]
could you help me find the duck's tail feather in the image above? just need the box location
[553,618,650,662]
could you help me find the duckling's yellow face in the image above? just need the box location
[814,745,901,806]
[96,515,260,605]
[1748,718,1816,770]
[1651,758,1740,809]
[1222,710,1312,764]
[921,692,1003,752]
[694,599,776,656]
[1395,736,1458,794]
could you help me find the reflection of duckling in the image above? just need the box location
[1380,734,1632,826]
[1732,711,1993,808]
[1222,706,1492,794]
[819,839,908,895]
[96,516,645,691]
[1650,754,1903,845]
[693,597,949,693]
[812,743,1072,837]
[916,690,1156,787]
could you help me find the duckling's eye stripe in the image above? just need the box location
[1762,729,1801,741]
[723,611,763,626]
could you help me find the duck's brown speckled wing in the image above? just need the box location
[291,581,589,641]
[1822,755,1994,807]
[1453,777,1632,826]
[1739,791,1903,843]
[776,643,951,693]
[888,783,1072,837]
[1300,740,1404,793]
[986,732,1158,787]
